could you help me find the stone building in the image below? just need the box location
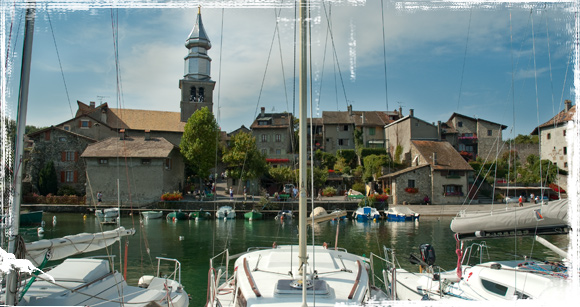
[442,113,507,161]
[322,105,399,154]
[26,127,96,194]
[383,109,440,162]
[251,107,294,168]
[81,135,185,205]
[531,100,575,172]
[379,140,473,205]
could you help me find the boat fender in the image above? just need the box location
[490,263,502,270]
[138,275,154,288]
[323,242,328,249]
[419,244,436,266]
[272,242,277,248]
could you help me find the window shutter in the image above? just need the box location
[78,121,82,128]
[74,171,78,183]
[88,121,92,128]
[74,152,79,161]
[61,151,66,162]
[60,171,65,183]
[44,131,50,141]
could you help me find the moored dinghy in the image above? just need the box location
[353,206,381,221]
[141,210,163,220]
[216,206,235,219]
[244,209,263,220]
[385,206,419,221]
[167,210,189,221]
[190,209,211,220]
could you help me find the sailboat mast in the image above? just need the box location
[5,4,35,305]
[298,0,308,306]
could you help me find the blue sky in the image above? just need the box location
[2,0,576,140]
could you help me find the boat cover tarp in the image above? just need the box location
[25,227,135,266]
[387,206,417,215]
[450,199,568,238]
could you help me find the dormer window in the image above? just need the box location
[258,121,268,126]
[458,121,463,127]
[80,120,90,129]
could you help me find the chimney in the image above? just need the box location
[348,105,352,116]
[432,152,437,165]
[90,101,95,108]
[409,109,414,118]
[119,129,125,140]
[565,100,572,112]
[261,107,265,117]
[437,121,442,140]
[144,129,151,140]
[398,107,402,117]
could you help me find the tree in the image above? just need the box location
[269,166,295,186]
[315,149,336,169]
[38,161,57,195]
[222,132,267,180]
[180,107,220,179]
[293,167,328,192]
[363,154,391,182]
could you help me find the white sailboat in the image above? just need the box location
[206,1,387,305]
[1,5,189,306]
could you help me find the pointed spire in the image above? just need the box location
[186,7,211,50]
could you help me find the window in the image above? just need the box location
[63,125,71,131]
[165,158,172,170]
[547,133,551,140]
[141,159,151,165]
[458,121,463,127]
[66,151,75,161]
[369,127,376,135]
[261,149,267,155]
[99,159,108,164]
[275,134,281,142]
[444,185,463,196]
[564,162,568,168]
[563,130,567,136]
[258,121,268,126]
[340,125,349,131]
[276,149,281,155]
[407,180,415,188]
[338,139,349,146]
[487,129,492,136]
[564,147,567,155]
[261,134,267,142]
[80,120,90,129]
[481,278,508,297]
[65,171,74,183]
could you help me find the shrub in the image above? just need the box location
[370,194,388,203]
[322,186,336,197]
[351,182,365,194]
[161,192,183,201]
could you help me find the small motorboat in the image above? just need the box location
[190,209,211,220]
[385,206,420,221]
[352,206,381,221]
[166,210,188,221]
[216,206,236,219]
[275,210,293,221]
[244,209,263,220]
[141,211,163,220]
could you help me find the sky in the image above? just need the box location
[2,0,577,140]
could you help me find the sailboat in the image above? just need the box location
[206,1,387,305]
[1,6,189,306]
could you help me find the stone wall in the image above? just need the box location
[392,166,431,205]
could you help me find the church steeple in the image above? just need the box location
[180,7,216,122]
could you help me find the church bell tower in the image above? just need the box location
[180,7,216,122]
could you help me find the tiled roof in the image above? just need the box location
[81,137,176,158]
[107,108,186,132]
[250,112,293,129]
[378,164,430,179]
[411,140,473,171]
[322,110,392,126]
[538,105,576,129]
[447,113,507,129]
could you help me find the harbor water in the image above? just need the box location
[19,212,568,305]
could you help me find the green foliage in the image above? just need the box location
[363,154,391,181]
[222,132,267,180]
[336,150,357,166]
[322,186,336,196]
[269,166,295,186]
[360,148,387,159]
[57,185,79,196]
[352,165,364,179]
[315,149,337,169]
[394,145,403,164]
[292,167,329,190]
[38,161,57,196]
[180,107,220,179]
[518,156,560,185]
[351,182,365,194]
[506,134,539,145]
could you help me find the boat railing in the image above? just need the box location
[369,248,398,300]
[461,242,490,266]
[208,249,232,306]
[155,257,182,284]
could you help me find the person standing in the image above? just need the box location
[518,195,523,207]
[243,186,247,201]
[97,191,102,205]
[229,187,234,201]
